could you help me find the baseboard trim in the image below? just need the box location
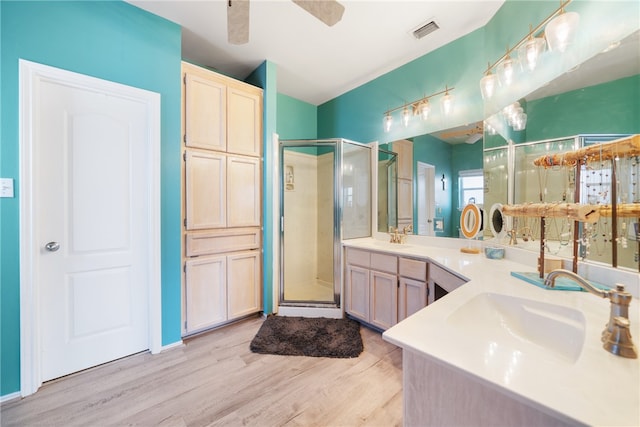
[1,391,21,403]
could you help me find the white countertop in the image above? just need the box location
[344,237,640,427]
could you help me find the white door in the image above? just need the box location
[20,61,160,388]
[417,162,436,236]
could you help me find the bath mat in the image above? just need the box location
[250,315,363,358]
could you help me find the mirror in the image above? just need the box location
[377,124,485,237]
[483,29,640,271]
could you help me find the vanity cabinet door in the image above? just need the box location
[370,270,398,330]
[345,264,369,322]
[184,255,227,332]
[398,277,427,322]
[227,251,261,320]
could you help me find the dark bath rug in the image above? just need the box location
[249,315,363,358]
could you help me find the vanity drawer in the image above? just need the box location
[430,263,467,292]
[399,258,427,281]
[371,252,397,274]
[186,227,260,256]
[346,248,371,268]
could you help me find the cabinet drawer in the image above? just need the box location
[399,258,427,281]
[371,252,397,274]
[346,248,371,268]
[430,263,467,292]
[187,227,260,256]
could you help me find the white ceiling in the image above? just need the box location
[127,0,505,106]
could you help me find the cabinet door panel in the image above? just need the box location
[227,155,261,227]
[398,178,413,221]
[185,255,227,332]
[370,270,398,330]
[184,73,226,151]
[185,150,226,230]
[398,277,427,322]
[345,265,369,322]
[227,87,262,156]
[228,251,262,319]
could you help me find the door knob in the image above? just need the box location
[45,241,60,252]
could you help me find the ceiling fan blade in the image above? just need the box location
[228,0,250,45]
[292,0,345,27]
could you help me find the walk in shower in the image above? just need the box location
[279,139,371,315]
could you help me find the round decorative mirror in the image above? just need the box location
[460,203,483,239]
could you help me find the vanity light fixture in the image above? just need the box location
[545,5,579,53]
[480,0,578,99]
[382,86,454,132]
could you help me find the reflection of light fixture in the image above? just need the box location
[417,100,431,120]
[440,86,454,116]
[480,0,578,99]
[545,7,579,53]
[402,106,411,127]
[381,86,454,132]
[441,174,446,191]
[383,112,393,132]
[502,101,527,132]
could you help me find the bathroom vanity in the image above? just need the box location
[344,237,640,426]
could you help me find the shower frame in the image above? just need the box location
[278,138,371,312]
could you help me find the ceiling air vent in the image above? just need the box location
[412,20,439,40]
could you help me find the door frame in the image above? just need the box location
[18,60,162,397]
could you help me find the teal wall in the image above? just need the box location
[450,142,484,235]
[525,75,640,142]
[277,93,318,139]
[0,1,182,395]
[246,61,278,314]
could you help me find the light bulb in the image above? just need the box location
[383,113,393,132]
[418,100,431,120]
[545,11,579,53]
[480,72,498,99]
[497,55,517,87]
[402,107,411,127]
[440,92,453,116]
[518,37,545,71]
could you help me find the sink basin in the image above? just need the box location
[447,293,586,363]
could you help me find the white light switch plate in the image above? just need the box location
[0,178,15,198]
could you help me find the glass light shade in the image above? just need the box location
[512,112,527,131]
[518,37,546,71]
[440,92,454,116]
[545,11,579,53]
[418,100,431,120]
[383,113,393,132]
[401,107,411,127]
[496,55,517,87]
[480,72,498,100]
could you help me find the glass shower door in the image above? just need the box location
[281,142,338,305]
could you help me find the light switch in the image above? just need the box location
[0,178,15,198]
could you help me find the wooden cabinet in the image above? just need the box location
[398,257,428,322]
[181,61,263,335]
[428,263,468,304]
[345,248,398,330]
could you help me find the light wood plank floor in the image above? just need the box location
[1,316,402,426]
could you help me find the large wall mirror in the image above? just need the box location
[377,123,484,237]
[483,29,640,272]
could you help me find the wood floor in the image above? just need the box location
[1,316,403,426]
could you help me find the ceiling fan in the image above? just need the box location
[228,0,345,45]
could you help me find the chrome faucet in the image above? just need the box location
[545,269,637,359]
